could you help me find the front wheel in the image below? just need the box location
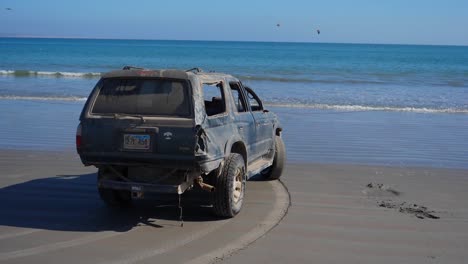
[213,153,246,218]
[262,136,285,180]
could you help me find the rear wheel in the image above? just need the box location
[213,153,246,218]
[262,136,285,180]
[97,168,132,207]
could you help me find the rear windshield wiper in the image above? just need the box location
[113,113,146,123]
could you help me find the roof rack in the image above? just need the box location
[122,66,145,70]
[186,67,203,73]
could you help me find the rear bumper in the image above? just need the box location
[99,179,192,195]
[79,151,197,169]
[79,151,224,173]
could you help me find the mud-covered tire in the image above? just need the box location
[263,136,285,180]
[97,168,132,207]
[213,153,246,218]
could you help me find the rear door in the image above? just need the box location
[199,81,231,161]
[228,81,256,162]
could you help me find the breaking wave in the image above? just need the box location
[0,95,466,114]
[264,102,468,114]
[0,95,87,102]
[0,69,465,88]
[238,75,385,85]
[0,70,101,78]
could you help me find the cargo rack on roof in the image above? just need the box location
[122,66,145,70]
[186,68,203,73]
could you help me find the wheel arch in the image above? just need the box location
[224,138,248,170]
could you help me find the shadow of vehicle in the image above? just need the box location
[0,173,222,232]
[248,173,271,181]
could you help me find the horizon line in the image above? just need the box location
[1,35,467,47]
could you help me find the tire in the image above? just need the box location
[97,168,132,207]
[213,153,246,218]
[263,136,285,180]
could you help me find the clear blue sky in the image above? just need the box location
[1,0,467,45]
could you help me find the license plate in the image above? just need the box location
[123,134,150,150]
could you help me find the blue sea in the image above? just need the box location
[1,38,467,168]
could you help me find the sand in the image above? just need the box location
[0,150,288,264]
[0,150,467,263]
[223,163,468,264]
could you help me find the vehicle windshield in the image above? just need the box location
[92,78,191,117]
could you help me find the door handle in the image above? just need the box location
[238,126,244,131]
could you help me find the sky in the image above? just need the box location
[1,0,467,45]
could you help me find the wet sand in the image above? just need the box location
[1,100,468,170]
[0,150,289,264]
[223,163,468,264]
[1,150,467,263]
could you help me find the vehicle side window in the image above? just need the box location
[203,82,226,116]
[245,87,263,112]
[228,82,247,113]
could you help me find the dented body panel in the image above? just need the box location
[77,67,282,195]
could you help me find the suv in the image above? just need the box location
[77,67,285,217]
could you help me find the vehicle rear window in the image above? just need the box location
[92,78,191,117]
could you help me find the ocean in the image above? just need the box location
[1,38,467,168]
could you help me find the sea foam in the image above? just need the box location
[0,95,465,114]
[265,103,468,114]
[0,95,88,102]
[0,70,101,78]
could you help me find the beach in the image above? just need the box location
[225,163,468,264]
[1,38,468,263]
[0,150,467,263]
[1,103,467,263]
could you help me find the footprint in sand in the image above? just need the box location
[364,182,440,220]
[362,182,401,197]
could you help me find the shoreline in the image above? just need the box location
[1,148,467,173]
[1,100,467,170]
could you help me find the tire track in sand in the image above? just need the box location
[185,180,290,264]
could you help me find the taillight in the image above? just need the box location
[76,123,82,150]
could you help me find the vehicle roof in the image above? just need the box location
[101,68,238,83]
